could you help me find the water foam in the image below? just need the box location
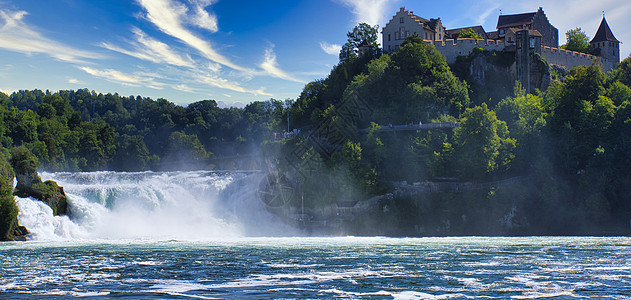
[16,171,287,241]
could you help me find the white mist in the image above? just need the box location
[15,171,294,241]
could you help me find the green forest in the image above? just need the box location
[2,23,631,237]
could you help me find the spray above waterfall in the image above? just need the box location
[15,171,296,241]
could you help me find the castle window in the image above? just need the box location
[388,34,391,41]
[400,17,404,23]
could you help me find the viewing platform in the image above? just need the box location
[358,122,459,133]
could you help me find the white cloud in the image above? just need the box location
[137,0,249,72]
[194,71,272,96]
[320,42,342,56]
[79,66,165,89]
[190,1,218,32]
[173,84,195,92]
[0,9,102,63]
[335,0,398,27]
[260,47,304,83]
[476,3,501,26]
[68,78,81,84]
[101,27,195,68]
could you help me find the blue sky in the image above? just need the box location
[0,0,629,107]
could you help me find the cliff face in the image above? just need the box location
[452,50,515,105]
[452,50,552,105]
[527,53,552,92]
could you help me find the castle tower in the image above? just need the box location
[590,16,620,65]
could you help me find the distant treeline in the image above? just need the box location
[0,89,291,171]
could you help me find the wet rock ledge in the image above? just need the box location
[0,147,68,241]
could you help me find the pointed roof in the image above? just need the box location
[358,39,372,48]
[590,16,619,43]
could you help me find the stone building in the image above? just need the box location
[382,7,445,53]
[590,16,620,66]
[493,7,558,48]
[381,7,620,74]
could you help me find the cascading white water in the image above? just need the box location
[15,171,296,241]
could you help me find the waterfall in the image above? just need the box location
[15,171,296,241]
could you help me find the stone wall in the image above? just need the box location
[429,38,506,64]
[427,39,615,72]
[541,46,615,71]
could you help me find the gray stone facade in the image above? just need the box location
[382,7,445,53]
[496,7,558,48]
[381,7,620,73]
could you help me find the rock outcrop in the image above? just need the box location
[10,147,68,216]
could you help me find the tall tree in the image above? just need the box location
[453,103,515,180]
[561,27,590,54]
[339,23,381,62]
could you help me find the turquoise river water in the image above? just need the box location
[1,237,631,298]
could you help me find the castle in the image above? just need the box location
[382,7,621,72]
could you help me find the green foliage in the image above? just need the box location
[410,131,453,178]
[0,150,18,241]
[10,146,39,178]
[610,55,631,87]
[339,23,381,62]
[547,64,613,172]
[495,85,547,172]
[363,123,385,166]
[344,35,469,123]
[453,103,515,180]
[165,131,208,162]
[606,81,631,105]
[560,27,590,54]
[457,28,483,40]
[2,89,288,171]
